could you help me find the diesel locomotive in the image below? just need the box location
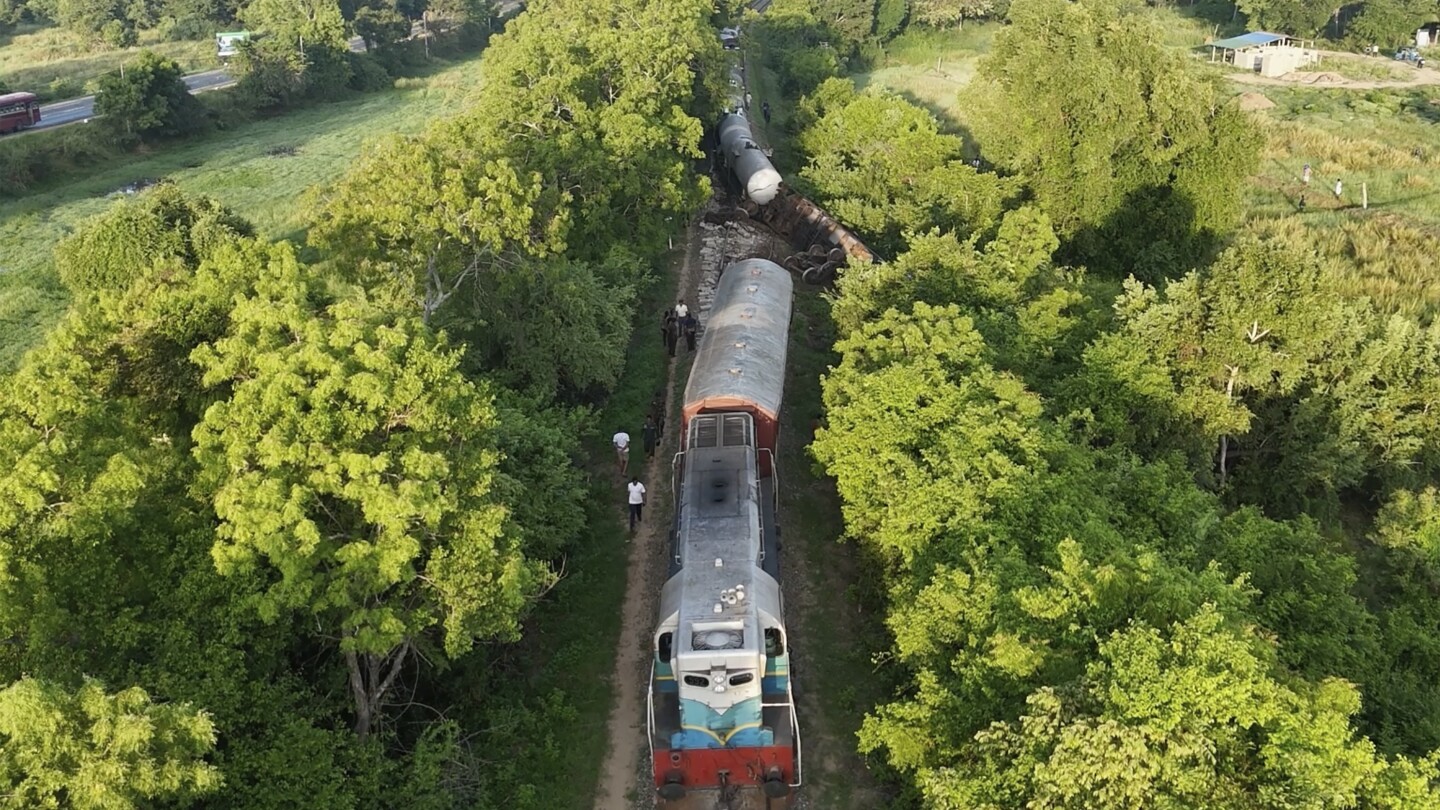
[648,259,800,807]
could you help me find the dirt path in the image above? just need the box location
[592,214,706,810]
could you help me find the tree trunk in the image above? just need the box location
[344,639,412,741]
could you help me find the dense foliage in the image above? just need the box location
[774,0,1440,806]
[0,0,719,805]
[965,0,1262,278]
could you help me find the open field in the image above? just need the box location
[851,25,995,134]
[0,59,485,371]
[0,23,215,102]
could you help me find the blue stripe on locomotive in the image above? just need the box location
[763,653,790,694]
[671,695,773,748]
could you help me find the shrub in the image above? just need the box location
[53,183,254,294]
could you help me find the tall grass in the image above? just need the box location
[1244,216,1440,320]
[0,24,215,102]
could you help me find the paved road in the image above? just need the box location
[32,34,372,131]
[35,66,239,130]
[29,2,525,132]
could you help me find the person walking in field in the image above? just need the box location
[762,100,771,124]
[642,415,659,458]
[1334,178,1343,200]
[613,429,631,475]
[627,477,646,532]
[1302,163,1311,185]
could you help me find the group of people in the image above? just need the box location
[1296,163,1345,211]
[663,298,699,357]
[613,300,701,533]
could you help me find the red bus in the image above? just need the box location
[0,92,42,135]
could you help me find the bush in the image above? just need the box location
[347,52,393,92]
[95,50,207,141]
[53,183,254,294]
[100,18,138,47]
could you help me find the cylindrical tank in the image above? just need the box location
[718,113,782,205]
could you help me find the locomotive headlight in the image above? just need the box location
[712,673,725,685]
[714,685,726,693]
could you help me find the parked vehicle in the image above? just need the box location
[0,92,41,135]
[216,31,250,60]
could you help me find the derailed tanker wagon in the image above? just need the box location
[718,113,782,205]
[650,259,801,807]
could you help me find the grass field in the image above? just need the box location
[851,25,996,133]
[0,23,215,102]
[0,59,485,371]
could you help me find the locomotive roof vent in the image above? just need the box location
[694,629,743,650]
[747,284,759,293]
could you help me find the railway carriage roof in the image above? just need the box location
[683,259,792,422]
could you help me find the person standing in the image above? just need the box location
[675,299,689,320]
[651,392,667,438]
[1302,163,1311,185]
[762,100,771,124]
[681,312,698,352]
[642,415,659,458]
[627,477,646,532]
[1334,178,1343,199]
[661,310,678,357]
[613,429,631,475]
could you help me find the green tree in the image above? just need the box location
[918,606,1396,809]
[190,253,549,739]
[797,78,1019,256]
[53,183,253,294]
[1347,0,1436,48]
[312,131,569,324]
[53,0,123,37]
[967,0,1261,278]
[1374,487,1440,567]
[0,677,221,810]
[94,51,205,140]
[911,0,995,27]
[827,207,1086,379]
[240,0,347,50]
[352,0,408,49]
[811,301,1050,566]
[874,0,906,38]
[1238,0,1336,38]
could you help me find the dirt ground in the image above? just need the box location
[1228,49,1440,89]
[590,211,704,810]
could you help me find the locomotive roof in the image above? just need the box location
[658,414,783,652]
[683,259,792,423]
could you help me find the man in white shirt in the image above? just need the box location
[613,430,630,474]
[627,477,646,531]
[674,299,689,319]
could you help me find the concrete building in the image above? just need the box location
[1208,31,1320,77]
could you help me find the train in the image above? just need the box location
[648,258,801,806]
[717,58,782,205]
